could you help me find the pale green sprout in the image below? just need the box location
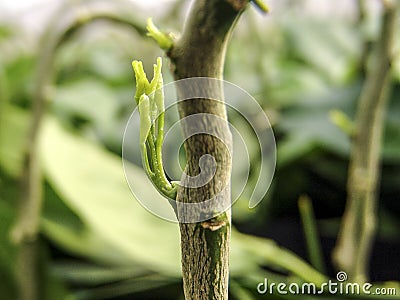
[146,18,173,51]
[329,109,354,136]
[132,57,178,200]
[251,0,269,13]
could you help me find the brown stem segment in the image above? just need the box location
[168,0,249,299]
[333,0,399,283]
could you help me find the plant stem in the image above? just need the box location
[356,0,370,75]
[9,3,146,298]
[333,0,399,283]
[167,1,252,298]
[298,196,326,274]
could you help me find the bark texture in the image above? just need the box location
[168,0,249,298]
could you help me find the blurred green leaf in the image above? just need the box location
[4,56,35,106]
[0,25,13,40]
[53,79,117,127]
[267,61,330,107]
[282,18,359,83]
[72,274,178,300]
[0,104,29,177]
[39,117,181,276]
[39,117,326,291]
[230,280,256,300]
[52,263,148,286]
[0,201,17,300]
[276,84,361,167]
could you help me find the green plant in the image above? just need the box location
[1,0,400,299]
[132,57,178,200]
[133,1,271,298]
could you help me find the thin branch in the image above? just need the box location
[333,0,399,283]
[356,0,371,75]
[298,195,326,274]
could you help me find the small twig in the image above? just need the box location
[251,0,269,13]
[356,0,370,75]
[298,196,326,274]
[298,195,326,274]
[333,0,399,283]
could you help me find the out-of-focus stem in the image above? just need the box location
[356,0,371,75]
[333,0,399,283]
[298,196,326,274]
[9,3,146,299]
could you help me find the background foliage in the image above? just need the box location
[0,0,399,299]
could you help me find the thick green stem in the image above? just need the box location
[167,0,252,298]
[333,0,399,283]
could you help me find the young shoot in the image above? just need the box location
[132,57,178,200]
